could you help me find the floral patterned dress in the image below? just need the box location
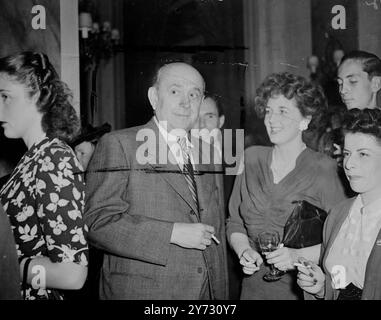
[0,137,89,300]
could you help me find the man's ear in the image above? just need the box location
[371,76,381,93]
[218,115,225,129]
[148,87,158,110]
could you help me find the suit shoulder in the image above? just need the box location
[108,125,146,138]
[103,122,153,143]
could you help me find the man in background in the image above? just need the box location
[196,94,241,299]
[337,50,381,110]
[197,94,225,159]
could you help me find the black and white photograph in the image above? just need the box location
[1,0,381,309]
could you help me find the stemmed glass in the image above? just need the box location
[258,231,284,282]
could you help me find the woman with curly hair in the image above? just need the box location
[298,108,381,300]
[227,72,347,299]
[0,52,88,300]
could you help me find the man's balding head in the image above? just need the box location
[153,62,205,91]
[148,62,205,132]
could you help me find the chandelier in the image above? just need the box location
[79,11,121,72]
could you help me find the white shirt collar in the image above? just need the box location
[153,116,194,149]
[357,194,381,217]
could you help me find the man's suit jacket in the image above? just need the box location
[84,119,228,300]
[0,205,21,300]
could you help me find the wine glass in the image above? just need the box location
[258,231,284,282]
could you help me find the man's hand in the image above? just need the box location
[170,223,215,250]
[239,248,263,275]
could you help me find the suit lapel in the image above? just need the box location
[148,163,199,215]
[323,200,354,271]
[144,119,199,215]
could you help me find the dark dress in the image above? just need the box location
[227,146,347,300]
[0,137,89,300]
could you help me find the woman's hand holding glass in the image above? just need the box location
[296,259,325,298]
[265,246,298,271]
[240,248,263,275]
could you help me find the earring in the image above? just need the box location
[299,121,308,131]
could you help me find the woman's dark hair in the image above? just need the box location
[254,72,327,129]
[339,50,381,79]
[342,108,381,143]
[0,51,80,142]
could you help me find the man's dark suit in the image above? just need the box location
[84,119,228,299]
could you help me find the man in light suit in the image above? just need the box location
[84,62,228,299]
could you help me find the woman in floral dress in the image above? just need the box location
[0,52,88,300]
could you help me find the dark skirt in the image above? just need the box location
[337,283,362,300]
[240,265,304,300]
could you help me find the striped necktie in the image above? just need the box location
[178,137,199,213]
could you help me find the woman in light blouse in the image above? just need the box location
[297,108,381,300]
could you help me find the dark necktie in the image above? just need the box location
[178,137,199,213]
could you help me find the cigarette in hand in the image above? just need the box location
[211,234,220,245]
[294,262,312,269]
[294,262,305,268]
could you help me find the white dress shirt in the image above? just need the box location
[154,117,194,169]
[325,195,381,289]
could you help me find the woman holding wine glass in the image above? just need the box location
[227,72,347,300]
